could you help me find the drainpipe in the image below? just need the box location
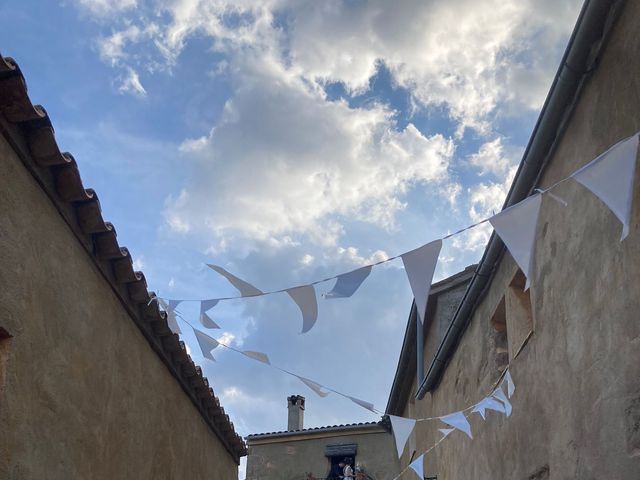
[415,305,424,386]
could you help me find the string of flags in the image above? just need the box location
[172,310,381,414]
[391,371,516,480]
[158,132,639,335]
[154,132,638,478]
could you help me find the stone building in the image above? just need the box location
[0,53,246,478]
[246,395,400,479]
[386,0,640,478]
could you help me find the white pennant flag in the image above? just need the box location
[504,370,515,398]
[408,454,424,480]
[348,396,376,413]
[491,386,512,417]
[572,133,639,240]
[490,194,543,289]
[389,415,417,459]
[242,350,271,365]
[286,285,318,333]
[193,328,220,361]
[325,265,372,298]
[439,411,473,439]
[471,397,506,420]
[207,264,263,297]
[401,239,443,324]
[438,428,455,438]
[296,375,330,397]
[199,299,221,329]
[158,299,182,334]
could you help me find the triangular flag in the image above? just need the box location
[490,193,543,289]
[286,285,318,333]
[572,133,639,240]
[491,386,512,417]
[207,264,263,297]
[471,397,506,420]
[347,396,376,413]
[296,375,330,397]
[401,239,442,324]
[158,299,182,334]
[389,415,417,459]
[408,454,424,479]
[199,299,221,329]
[199,312,220,329]
[193,328,219,361]
[438,428,455,438]
[439,411,472,439]
[242,350,271,365]
[504,370,515,398]
[168,299,182,311]
[325,265,372,298]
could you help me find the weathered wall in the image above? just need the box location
[0,133,238,478]
[247,428,399,480]
[398,2,640,478]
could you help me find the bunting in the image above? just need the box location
[490,194,542,289]
[439,411,473,439]
[242,350,271,365]
[199,299,221,329]
[491,386,512,417]
[193,328,220,361]
[325,265,372,298]
[389,415,417,458]
[471,396,506,419]
[572,133,639,240]
[286,285,319,334]
[401,239,443,324]
[408,454,424,480]
[207,264,263,297]
[296,375,330,398]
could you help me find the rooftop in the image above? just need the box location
[0,53,247,462]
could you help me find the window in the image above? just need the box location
[489,270,534,373]
[505,270,534,361]
[490,297,509,373]
[0,327,11,398]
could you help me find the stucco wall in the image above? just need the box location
[0,133,238,478]
[398,2,640,478]
[247,429,399,480]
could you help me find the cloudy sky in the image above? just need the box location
[1,0,582,476]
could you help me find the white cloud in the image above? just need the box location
[163,52,454,249]
[117,67,147,97]
[74,0,137,17]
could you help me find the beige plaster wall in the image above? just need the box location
[397,2,640,478]
[247,429,399,480]
[0,132,238,479]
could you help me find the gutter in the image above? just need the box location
[417,0,625,398]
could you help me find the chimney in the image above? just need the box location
[287,395,305,431]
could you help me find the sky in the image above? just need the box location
[0,0,583,476]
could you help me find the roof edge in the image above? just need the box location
[0,54,247,461]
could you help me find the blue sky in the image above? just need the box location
[0,0,583,476]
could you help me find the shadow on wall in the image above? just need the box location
[0,327,11,398]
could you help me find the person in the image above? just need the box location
[339,458,355,479]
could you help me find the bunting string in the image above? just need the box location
[173,310,384,415]
[156,131,639,335]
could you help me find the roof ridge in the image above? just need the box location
[0,53,246,462]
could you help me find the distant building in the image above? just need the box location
[246,395,399,479]
[386,1,640,478]
[0,53,246,478]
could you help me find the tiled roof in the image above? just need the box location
[246,419,389,440]
[0,53,246,461]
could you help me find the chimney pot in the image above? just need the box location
[287,395,305,431]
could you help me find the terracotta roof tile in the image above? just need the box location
[0,53,247,461]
